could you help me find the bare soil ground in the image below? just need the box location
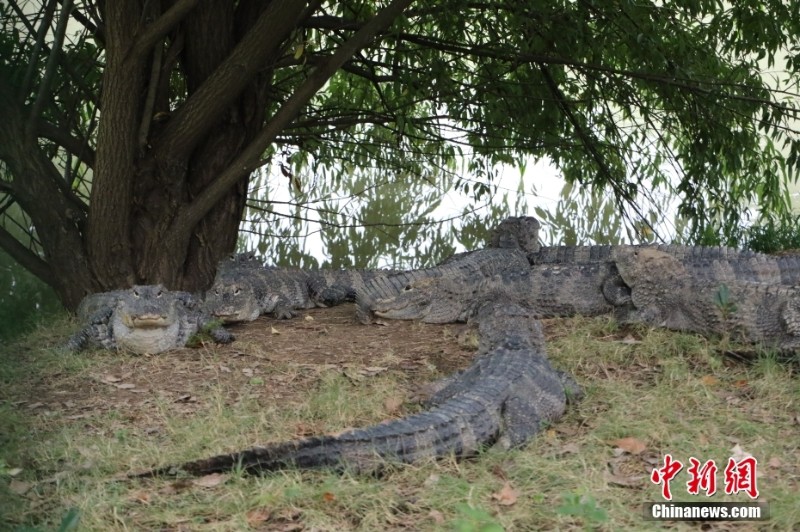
[18,305,476,437]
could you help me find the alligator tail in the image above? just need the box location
[135,394,501,477]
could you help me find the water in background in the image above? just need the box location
[241,157,681,269]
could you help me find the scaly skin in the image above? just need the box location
[133,300,580,476]
[356,248,531,324]
[67,285,233,354]
[205,266,396,322]
[487,216,541,254]
[613,247,800,351]
[360,258,629,323]
[533,244,800,285]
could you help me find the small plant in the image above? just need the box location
[186,319,228,347]
[744,214,800,254]
[449,503,505,532]
[556,492,608,528]
[713,283,737,317]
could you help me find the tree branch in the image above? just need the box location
[538,64,660,241]
[60,0,104,43]
[138,39,164,151]
[129,0,201,59]
[171,0,415,240]
[153,0,317,163]
[36,119,96,169]
[13,0,58,103]
[0,220,55,287]
[26,0,74,139]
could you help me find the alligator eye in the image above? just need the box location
[156,290,163,297]
[133,289,140,297]
[233,287,241,295]
[214,289,219,295]
[403,285,412,291]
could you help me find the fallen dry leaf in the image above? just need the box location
[129,489,152,505]
[383,395,404,414]
[304,315,314,321]
[428,510,445,524]
[700,375,719,386]
[491,481,519,506]
[613,437,647,455]
[768,457,782,468]
[729,443,753,461]
[7,468,23,477]
[246,508,271,526]
[115,383,136,390]
[192,473,227,488]
[322,491,336,502]
[270,326,281,335]
[618,336,642,345]
[9,480,34,495]
[100,374,122,383]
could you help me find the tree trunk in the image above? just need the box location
[0,0,412,311]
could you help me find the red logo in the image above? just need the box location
[651,455,758,500]
[651,454,684,501]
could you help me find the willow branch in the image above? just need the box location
[26,0,74,139]
[129,0,201,59]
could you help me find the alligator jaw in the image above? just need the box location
[212,310,245,324]
[125,313,171,328]
[371,298,428,320]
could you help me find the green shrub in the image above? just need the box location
[0,250,63,342]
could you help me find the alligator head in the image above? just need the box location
[112,285,184,353]
[368,277,475,324]
[204,278,261,323]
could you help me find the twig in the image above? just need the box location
[26,0,74,139]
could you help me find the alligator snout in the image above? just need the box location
[129,313,171,328]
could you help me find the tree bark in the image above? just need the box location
[0,81,95,309]
[87,0,148,288]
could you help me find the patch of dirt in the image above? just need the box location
[19,305,478,433]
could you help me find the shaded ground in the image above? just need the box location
[17,305,477,436]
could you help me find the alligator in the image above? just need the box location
[205,264,399,322]
[355,247,532,324]
[487,215,541,255]
[204,217,542,324]
[67,285,234,354]
[355,232,638,323]
[531,244,800,285]
[612,247,800,351]
[362,262,630,324]
[359,219,800,325]
[133,298,581,477]
[216,251,264,273]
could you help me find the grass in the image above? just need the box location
[1,307,798,531]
